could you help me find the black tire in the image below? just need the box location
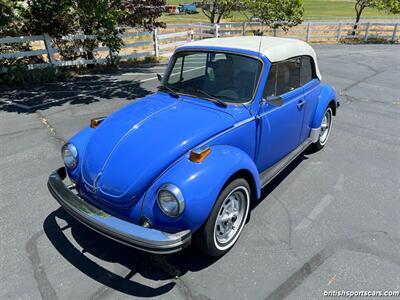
[311,107,333,151]
[194,178,250,257]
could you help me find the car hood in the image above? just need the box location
[81,93,235,207]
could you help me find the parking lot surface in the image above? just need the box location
[1,44,400,300]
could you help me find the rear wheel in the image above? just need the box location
[194,178,250,257]
[312,107,333,151]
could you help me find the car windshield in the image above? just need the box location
[163,51,263,104]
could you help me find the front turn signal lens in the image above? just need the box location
[189,147,211,163]
[90,117,106,128]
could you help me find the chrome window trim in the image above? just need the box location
[164,49,266,106]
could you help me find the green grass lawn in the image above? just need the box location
[161,0,397,23]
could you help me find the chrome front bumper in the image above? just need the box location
[47,167,191,254]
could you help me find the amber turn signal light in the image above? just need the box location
[189,147,211,163]
[90,117,106,128]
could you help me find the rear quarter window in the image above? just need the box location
[300,56,316,85]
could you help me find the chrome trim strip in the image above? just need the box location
[157,183,185,218]
[310,127,321,143]
[48,167,191,254]
[260,138,312,187]
[196,116,256,149]
[234,116,257,128]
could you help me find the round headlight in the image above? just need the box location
[62,143,78,169]
[157,184,184,218]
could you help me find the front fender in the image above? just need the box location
[311,84,337,129]
[67,126,94,181]
[140,145,260,233]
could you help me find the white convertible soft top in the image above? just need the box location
[183,36,321,79]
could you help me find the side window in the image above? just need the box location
[300,56,315,85]
[276,58,301,95]
[263,63,277,98]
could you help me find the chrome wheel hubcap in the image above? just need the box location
[214,186,248,249]
[319,109,332,145]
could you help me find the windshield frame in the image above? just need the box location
[161,49,265,106]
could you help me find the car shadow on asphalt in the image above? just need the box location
[43,152,310,297]
[250,152,309,211]
[43,208,219,297]
[0,77,152,114]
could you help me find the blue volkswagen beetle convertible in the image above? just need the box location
[48,36,338,256]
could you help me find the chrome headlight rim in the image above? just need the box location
[157,183,185,218]
[62,143,78,169]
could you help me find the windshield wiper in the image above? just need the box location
[188,89,227,108]
[157,85,179,98]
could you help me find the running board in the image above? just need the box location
[260,138,312,188]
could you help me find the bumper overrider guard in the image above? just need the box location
[47,167,191,254]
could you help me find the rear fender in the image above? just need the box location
[311,84,337,129]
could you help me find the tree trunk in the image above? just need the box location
[202,6,215,24]
[352,4,364,35]
[216,12,223,24]
[210,7,215,24]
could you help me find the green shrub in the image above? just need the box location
[0,66,58,87]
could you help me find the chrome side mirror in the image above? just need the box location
[264,95,283,107]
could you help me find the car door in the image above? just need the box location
[299,56,321,142]
[256,58,305,172]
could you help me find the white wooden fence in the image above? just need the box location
[1,21,398,70]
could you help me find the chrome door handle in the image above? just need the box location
[297,100,305,109]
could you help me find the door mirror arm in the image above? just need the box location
[262,95,283,107]
[157,73,163,82]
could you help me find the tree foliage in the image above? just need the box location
[200,0,241,24]
[354,0,400,23]
[352,0,400,34]
[21,0,76,38]
[0,0,20,36]
[0,1,32,66]
[120,0,165,29]
[18,0,165,60]
[245,0,304,30]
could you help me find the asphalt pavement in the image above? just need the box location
[1,44,399,300]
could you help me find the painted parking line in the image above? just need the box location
[0,66,207,110]
[120,72,157,76]
[294,194,334,231]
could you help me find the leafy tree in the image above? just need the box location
[0,0,20,36]
[20,0,165,61]
[1,1,33,67]
[21,0,76,38]
[0,0,13,30]
[352,0,400,34]
[200,0,241,24]
[245,0,304,31]
[120,0,165,29]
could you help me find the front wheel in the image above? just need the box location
[194,178,250,257]
[311,107,333,151]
